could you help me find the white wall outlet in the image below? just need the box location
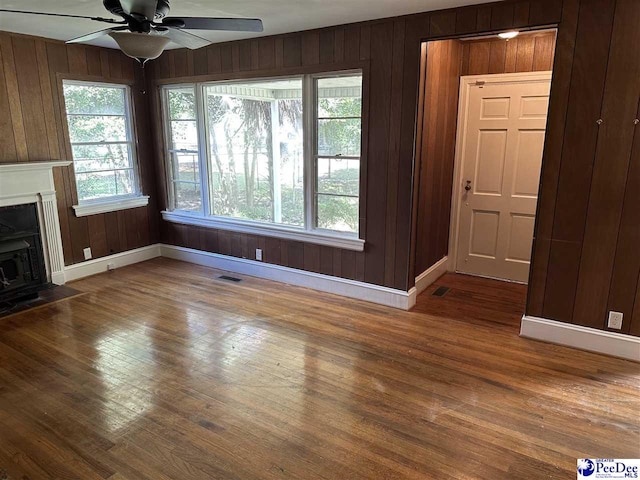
[83,247,92,260]
[107,263,116,271]
[255,248,263,261]
[607,311,623,330]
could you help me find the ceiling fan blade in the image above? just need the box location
[66,26,129,44]
[160,28,211,49]
[120,0,158,20]
[162,17,264,32]
[0,9,125,24]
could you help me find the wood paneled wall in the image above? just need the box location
[414,40,463,275]
[150,0,563,290]
[461,30,556,76]
[527,0,640,336]
[413,31,556,277]
[0,32,159,265]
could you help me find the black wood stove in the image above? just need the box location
[0,204,47,303]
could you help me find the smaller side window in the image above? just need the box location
[164,86,202,212]
[313,74,363,234]
[62,81,139,203]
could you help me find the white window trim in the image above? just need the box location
[73,195,150,217]
[161,210,364,251]
[63,79,147,216]
[161,71,364,250]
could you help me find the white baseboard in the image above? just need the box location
[64,245,161,282]
[160,244,414,310]
[520,315,640,362]
[415,256,449,294]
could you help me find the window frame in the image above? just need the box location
[61,78,148,217]
[309,70,363,236]
[161,83,207,215]
[160,70,365,251]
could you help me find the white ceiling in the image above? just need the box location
[0,0,490,50]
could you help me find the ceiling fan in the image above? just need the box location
[0,0,264,64]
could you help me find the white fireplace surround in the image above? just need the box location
[0,161,71,286]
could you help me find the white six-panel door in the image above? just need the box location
[454,73,551,283]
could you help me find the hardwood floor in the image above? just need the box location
[0,259,638,479]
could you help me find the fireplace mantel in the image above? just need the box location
[0,161,71,285]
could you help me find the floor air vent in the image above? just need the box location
[432,286,450,297]
[219,275,242,282]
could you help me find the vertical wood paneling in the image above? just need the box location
[532,34,555,70]
[87,215,108,258]
[303,244,320,273]
[193,48,207,75]
[488,41,507,73]
[13,37,50,161]
[99,49,111,76]
[274,38,284,68]
[455,7,478,35]
[319,30,335,64]
[86,47,102,76]
[344,26,360,62]
[529,0,563,26]
[572,0,640,329]
[608,101,640,334]
[430,11,457,38]
[0,43,17,162]
[414,39,463,275]
[476,7,492,31]
[105,212,121,254]
[363,21,393,286]
[399,14,429,289]
[542,0,616,322]
[186,50,194,76]
[468,41,490,75]
[250,40,259,70]
[513,1,531,27]
[207,45,221,74]
[258,38,275,70]
[461,32,556,76]
[632,280,640,336]
[220,44,233,72]
[0,33,28,161]
[383,20,406,287]
[67,44,88,75]
[238,41,251,71]
[359,25,371,60]
[171,50,187,77]
[514,35,535,71]
[282,36,302,67]
[491,2,515,30]
[526,0,579,316]
[334,28,345,62]
[302,32,320,65]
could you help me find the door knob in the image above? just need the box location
[465,180,472,192]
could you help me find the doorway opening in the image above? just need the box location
[411,29,558,296]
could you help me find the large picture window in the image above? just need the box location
[62,81,141,206]
[162,71,363,250]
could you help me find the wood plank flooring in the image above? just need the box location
[0,258,638,479]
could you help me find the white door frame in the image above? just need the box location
[447,70,553,276]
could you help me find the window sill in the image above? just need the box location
[73,195,150,217]
[162,210,365,252]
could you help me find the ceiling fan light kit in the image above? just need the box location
[0,0,264,65]
[109,31,170,63]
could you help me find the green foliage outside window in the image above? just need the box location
[165,74,362,234]
[63,83,136,201]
